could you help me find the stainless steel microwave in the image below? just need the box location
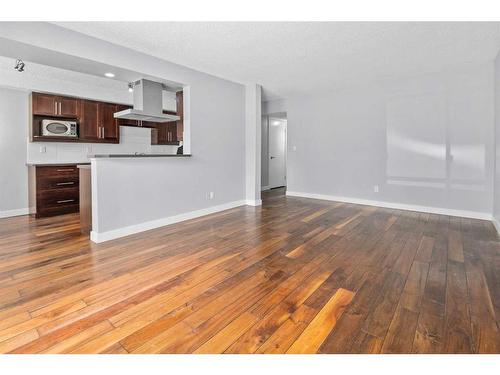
[41,119,78,137]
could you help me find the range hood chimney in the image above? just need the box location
[114,79,180,123]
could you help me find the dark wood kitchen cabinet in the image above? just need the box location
[79,100,119,143]
[151,118,178,145]
[32,93,57,116]
[150,91,183,145]
[99,102,119,143]
[79,99,100,141]
[32,93,79,118]
[30,90,183,145]
[58,96,79,117]
[28,165,80,218]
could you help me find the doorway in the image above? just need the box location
[262,114,287,191]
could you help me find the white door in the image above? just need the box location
[268,118,287,188]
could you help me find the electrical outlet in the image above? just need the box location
[39,146,46,153]
[373,185,379,193]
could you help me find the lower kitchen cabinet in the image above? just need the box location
[28,165,81,218]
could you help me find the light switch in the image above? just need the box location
[39,146,46,153]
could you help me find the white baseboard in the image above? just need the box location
[492,217,500,236]
[245,199,262,206]
[286,191,492,221]
[90,200,247,243]
[261,186,270,191]
[0,208,29,219]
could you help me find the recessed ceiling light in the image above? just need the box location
[104,72,115,78]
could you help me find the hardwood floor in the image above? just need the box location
[0,189,499,353]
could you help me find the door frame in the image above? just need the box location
[265,115,287,190]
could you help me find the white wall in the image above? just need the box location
[0,87,29,217]
[262,99,287,116]
[494,52,500,230]
[287,62,495,218]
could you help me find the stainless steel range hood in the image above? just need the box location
[114,79,180,123]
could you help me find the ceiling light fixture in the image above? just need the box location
[14,59,25,72]
[104,72,115,78]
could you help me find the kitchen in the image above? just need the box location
[1,56,190,241]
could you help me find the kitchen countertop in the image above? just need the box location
[26,162,91,166]
[89,154,191,158]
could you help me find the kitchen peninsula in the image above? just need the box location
[87,152,229,244]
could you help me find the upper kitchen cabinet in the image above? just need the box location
[30,89,184,145]
[32,92,79,118]
[58,96,79,117]
[150,91,184,145]
[79,99,100,141]
[32,93,57,116]
[99,102,119,143]
[79,100,119,143]
[151,121,178,145]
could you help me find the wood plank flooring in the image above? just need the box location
[0,188,499,353]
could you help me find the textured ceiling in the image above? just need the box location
[55,22,500,100]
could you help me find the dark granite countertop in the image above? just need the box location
[26,162,91,166]
[89,154,191,158]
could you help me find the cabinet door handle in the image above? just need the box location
[55,102,58,114]
[102,127,105,138]
[56,182,75,186]
[57,199,75,204]
[59,102,62,114]
[57,169,74,172]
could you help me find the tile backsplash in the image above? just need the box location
[27,126,179,164]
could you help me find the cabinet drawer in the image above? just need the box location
[37,165,79,178]
[37,176,79,191]
[37,188,79,207]
[37,204,79,218]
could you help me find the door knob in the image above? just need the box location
[270,156,276,159]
